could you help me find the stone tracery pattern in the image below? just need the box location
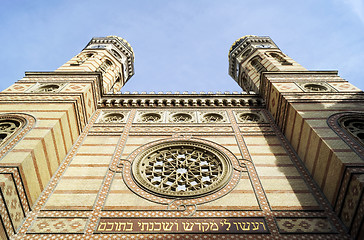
[237,112,264,123]
[297,82,334,93]
[141,113,161,122]
[132,141,232,198]
[100,113,124,123]
[202,113,224,123]
[328,112,364,159]
[340,117,364,145]
[0,114,28,147]
[171,113,192,123]
[29,83,66,93]
[0,120,21,145]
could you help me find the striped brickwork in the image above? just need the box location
[237,49,306,93]
[8,106,350,239]
[263,71,364,238]
[0,72,99,238]
[57,49,125,94]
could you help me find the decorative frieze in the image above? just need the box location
[99,95,264,108]
[133,110,230,124]
[233,110,267,124]
[96,111,130,124]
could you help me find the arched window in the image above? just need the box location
[339,114,364,146]
[71,52,95,66]
[0,114,27,147]
[250,57,266,73]
[328,112,364,159]
[98,59,113,73]
[270,52,292,65]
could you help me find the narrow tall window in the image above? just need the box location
[270,52,292,65]
[71,53,94,66]
[250,57,266,73]
[99,59,113,73]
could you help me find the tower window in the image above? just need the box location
[71,53,94,66]
[99,59,113,73]
[250,57,266,73]
[269,52,292,65]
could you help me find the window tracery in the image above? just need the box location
[269,52,292,65]
[100,113,125,123]
[328,112,364,159]
[171,113,192,123]
[339,115,364,146]
[132,141,232,197]
[303,84,328,92]
[250,57,266,73]
[141,113,161,122]
[202,113,224,123]
[32,84,62,93]
[98,59,113,73]
[238,113,262,123]
[0,115,26,147]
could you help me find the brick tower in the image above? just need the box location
[0,35,363,239]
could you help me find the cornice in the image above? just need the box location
[98,94,265,108]
[84,36,134,80]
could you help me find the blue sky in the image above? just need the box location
[0,0,363,92]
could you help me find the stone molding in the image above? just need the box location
[98,94,264,108]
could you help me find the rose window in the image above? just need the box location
[203,113,224,123]
[141,113,161,122]
[132,141,232,198]
[171,113,192,123]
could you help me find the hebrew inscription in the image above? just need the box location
[95,218,268,234]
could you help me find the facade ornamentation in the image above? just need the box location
[2,35,362,239]
[28,83,66,93]
[141,113,161,122]
[101,113,124,123]
[338,113,364,146]
[97,111,129,123]
[328,112,364,160]
[235,111,265,123]
[340,118,364,145]
[0,114,26,147]
[171,113,193,123]
[202,113,224,123]
[131,140,233,198]
[297,82,335,92]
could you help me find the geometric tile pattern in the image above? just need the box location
[0,174,25,230]
[130,126,233,133]
[28,218,87,233]
[2,83,35,93]
[276,218,336,233]
[0,188,14,238]
[340,174,364,228]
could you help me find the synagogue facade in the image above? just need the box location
[0,35,364,239]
